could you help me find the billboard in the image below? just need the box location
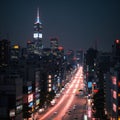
[28,93,33,103]
[88,82,92,88]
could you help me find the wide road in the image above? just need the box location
[36,66,86,120]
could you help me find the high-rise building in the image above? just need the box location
[0,39,10,67]
[33,8,43,55]
[112,39,120,56]
[0,73,23,120]
[27,40,34,54]
[10,44,21,61]
[76,49,84,65]
[50,37,58,50]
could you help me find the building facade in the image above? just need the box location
[33,8,43,55]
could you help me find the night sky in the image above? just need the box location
[0,0,120,52]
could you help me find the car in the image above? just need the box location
[73,105,76,110]
[79,89,83,92]
[67,110,72,115]
[38,108,45,113]
[55,93,61,98]
[75,94,78,96]
[53,111,58,115]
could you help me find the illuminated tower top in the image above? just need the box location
[35,8,42,24]
[33,8,43,54]
[34,8,42,31]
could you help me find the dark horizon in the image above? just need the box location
[0,0,120,52]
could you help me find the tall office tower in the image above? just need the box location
[33,8,43,55]
[0,39,10,67]
[112,39,120,62]
[27,40,34,54]
[76,49,84,65]
[114,39,120,56]
[50,37,59,50]
[67,50,74,61]
[10,44,21,61]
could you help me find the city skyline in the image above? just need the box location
[0,0,120,52]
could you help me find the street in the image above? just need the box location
[36,66,87,120]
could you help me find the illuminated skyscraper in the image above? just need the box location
[50,37,58,50]
[114,39,120,57]
[33,8,43,55]
[76,49,84,65]
[0,39,10,67]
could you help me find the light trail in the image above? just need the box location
[66,78,77,94]
[39,81,76,119]
[54,95,75,120]
[72,88,76,94]
[39,93,66,120]
[75,83,78,89]
[38,66,83,120]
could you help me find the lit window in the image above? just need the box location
[48,75,51,79]
[112,76,116,85]
[118,82,120,87]
[113,90,116,99]
[13,45,19,49]
[39,33,42,38]
[48,84,51,87]
[48,88,52,92]
[113,103,116,112]
[33,33,38,38]
[48,80,51,83]
[116,39,120,44]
